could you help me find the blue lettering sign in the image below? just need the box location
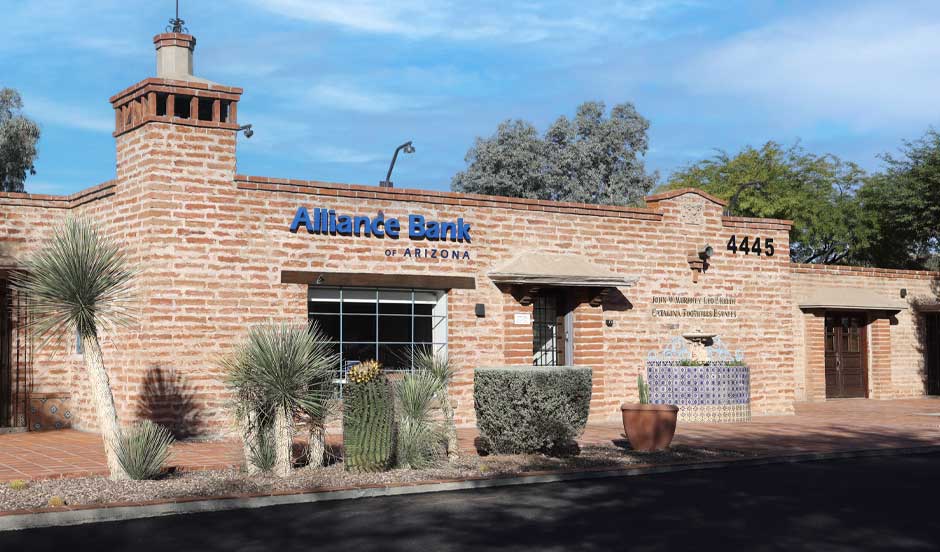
[290,207,469,242]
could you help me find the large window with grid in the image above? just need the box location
[307,287,447,391]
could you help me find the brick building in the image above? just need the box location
[1,31,939,436]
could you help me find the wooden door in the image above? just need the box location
[824,313,868,398]
[927,314,940,396]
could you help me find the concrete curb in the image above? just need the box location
[2,445,939,532]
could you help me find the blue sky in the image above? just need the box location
[5,0,940,195]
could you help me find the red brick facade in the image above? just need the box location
[2,33,939,437]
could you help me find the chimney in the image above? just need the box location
[154,33,197,81]
[109,32,242,138]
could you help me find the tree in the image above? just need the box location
[452,101,657,206]
[0,88,40,193]
[857,128,940,269]
[12,218,136,479]
[225,322,337,477]
[666,141,873,264]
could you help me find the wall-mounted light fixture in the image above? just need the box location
[900,288,908,298]
[474,304,486,318]
[238,124,254,138]
[688,244,713,283]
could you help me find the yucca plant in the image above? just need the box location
[246,420,277,473]
[115,420,175,480]
[393,350,458,468]
[413,349,458,462]
[11,218,136,480]
[224,322,337,477]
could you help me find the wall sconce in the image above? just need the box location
[475,304,486,318]
[687,244,713,283]
[900,288,908,298]
[605,319,614,328]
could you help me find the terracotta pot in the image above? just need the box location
[620,403,679,452]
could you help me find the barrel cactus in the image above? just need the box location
[343,360,395,472]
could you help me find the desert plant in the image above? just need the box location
[224,322,337,478]
[474,366,592,455]
[637,374,650,404]
[246,421,277,473]
[413,349,458,462]
[8,479,28,491]
[47,496,66,508]
[11,218,136,480]
[115,420,175,480]
[343,360,395,472]
[395,370,446,469]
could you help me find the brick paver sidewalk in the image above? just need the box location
[2,398,939,482]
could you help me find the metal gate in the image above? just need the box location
[0,280,30,429]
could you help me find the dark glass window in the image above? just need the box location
[308,287,447,395]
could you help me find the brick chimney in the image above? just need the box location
[108,31,243,182]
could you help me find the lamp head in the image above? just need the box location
[403,142,415,154]
[699,245,714,260]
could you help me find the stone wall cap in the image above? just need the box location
[798,286,908,311]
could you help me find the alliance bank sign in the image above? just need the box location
[289,207,472,242]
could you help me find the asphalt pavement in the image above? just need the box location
[2,453,939,551]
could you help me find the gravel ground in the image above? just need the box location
[0,445,746,514]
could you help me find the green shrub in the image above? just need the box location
[343,365,395,472]
[474,366,592,455]
[114,420,175,480]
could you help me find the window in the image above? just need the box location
[308,287,447,393]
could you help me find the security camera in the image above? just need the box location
[699,245,714,260]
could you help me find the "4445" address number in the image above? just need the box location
[727,235,775,257]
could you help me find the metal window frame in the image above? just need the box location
[308,286,448,396]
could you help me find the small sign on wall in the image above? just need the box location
[514,313,532,325]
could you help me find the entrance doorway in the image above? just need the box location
[532,293,573,366]
[926,314,940,395]
[0,280,29,429]
[824,313,868,398]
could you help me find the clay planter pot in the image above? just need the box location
[620,403,679,452]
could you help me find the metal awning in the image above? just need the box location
[488,253,637,288]
[798,286,908,311]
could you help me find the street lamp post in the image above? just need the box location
[379,141,415,188]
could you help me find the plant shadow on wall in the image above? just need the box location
[135,365,203,440]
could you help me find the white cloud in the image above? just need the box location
[307,83,425,113]
[683,4,940,128]
[307,145,383,164]
[242,0,690,43]
[23,96,114,133]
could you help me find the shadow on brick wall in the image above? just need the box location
[136,365,203,439]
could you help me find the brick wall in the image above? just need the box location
[4,112,939,437]
[790,265,939,402]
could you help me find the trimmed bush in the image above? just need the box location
[343,363,395,472]
[474,366,592,455]
[114,420,175,480]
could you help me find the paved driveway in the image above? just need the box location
[2,452,938,551]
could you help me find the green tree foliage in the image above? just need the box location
[0,88,40,193]
[666,141,872,264]
[452,101,657,206]
[857,129,940,269]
